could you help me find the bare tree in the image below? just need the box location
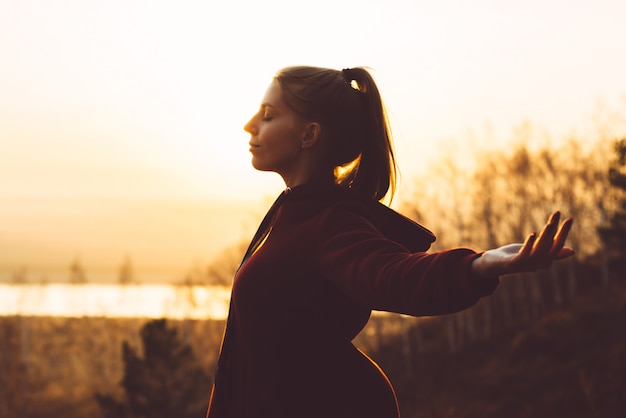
[118,255,136,286]
[69,257,88,284]
[597,138,626,281]
[204,240,249,287]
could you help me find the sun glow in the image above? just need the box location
[0,283,231,319]
[2,0,625,201]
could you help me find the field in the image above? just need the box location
[1,271,624,418]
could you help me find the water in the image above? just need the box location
[0,283,231,319]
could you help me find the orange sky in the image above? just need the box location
[2,1,626,283]
[2,0,625,201]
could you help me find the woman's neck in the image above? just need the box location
[281,168,335,189]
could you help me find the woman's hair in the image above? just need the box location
[274,66,397,202]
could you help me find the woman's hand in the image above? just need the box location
[471,211,575,279]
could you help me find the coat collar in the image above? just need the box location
[283,182,436,252]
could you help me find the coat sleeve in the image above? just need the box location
[315,203,499,317]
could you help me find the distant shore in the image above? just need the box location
[0,194,268,284]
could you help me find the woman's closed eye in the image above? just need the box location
[259,104,275,122]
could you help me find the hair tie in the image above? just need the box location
[341,68,361,92]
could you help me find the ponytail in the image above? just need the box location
[274,66,398,202]
[337,68,397,202]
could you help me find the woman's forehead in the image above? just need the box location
[260,81,286,110]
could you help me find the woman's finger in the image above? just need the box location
[549,217,574,258]
[532,212,560,257]
[519,232,537,259]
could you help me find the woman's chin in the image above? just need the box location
[250,159,273,173]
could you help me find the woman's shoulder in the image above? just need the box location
[285,183,436,252]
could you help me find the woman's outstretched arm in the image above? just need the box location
[471,211,575,279]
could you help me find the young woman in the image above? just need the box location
[206,66,574,418]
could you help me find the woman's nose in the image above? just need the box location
[244,116,256,134]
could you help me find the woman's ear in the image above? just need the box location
[301,122,321,149]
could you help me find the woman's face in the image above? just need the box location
[244,81,308,178]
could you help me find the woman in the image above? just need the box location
[206,66,574,418]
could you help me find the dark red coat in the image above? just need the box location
[207,183,499,418]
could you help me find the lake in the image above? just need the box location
[0,283,232,319]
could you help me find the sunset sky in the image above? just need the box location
[2,0,626,201]
[2,0,626,285]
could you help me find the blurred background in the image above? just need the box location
[1,0,625,417]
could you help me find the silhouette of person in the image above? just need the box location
[206,66,574,418]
